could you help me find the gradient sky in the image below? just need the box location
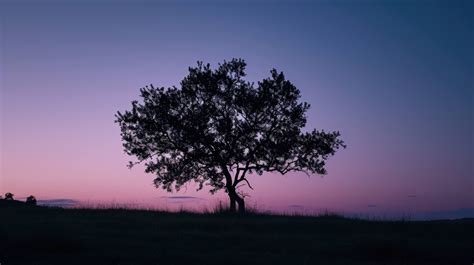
[1,0,472,218]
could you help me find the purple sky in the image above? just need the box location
[1,1,472,218]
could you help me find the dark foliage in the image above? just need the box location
[116,59,345,212]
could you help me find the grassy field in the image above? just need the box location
[1,200,473,265]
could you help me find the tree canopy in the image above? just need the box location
[116,59,345,213]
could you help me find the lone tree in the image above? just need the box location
[116,59,345,213]
[4,192,14,200]
[26,195,37,206]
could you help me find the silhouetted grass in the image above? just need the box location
[0,200,473,265]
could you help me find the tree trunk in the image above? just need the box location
[236,194,245,214]
[227,187,245,214]
[229,193,236,212]
[221,164,245,214]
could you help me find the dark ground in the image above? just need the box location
[0,200,473,265]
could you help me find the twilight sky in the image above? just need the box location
[1,0,472,218]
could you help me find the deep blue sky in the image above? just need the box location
[1,0,472,217]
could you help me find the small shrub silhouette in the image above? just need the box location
[26,195,37,206]
[4,192,14,200]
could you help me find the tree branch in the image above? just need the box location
[241,178,254,190]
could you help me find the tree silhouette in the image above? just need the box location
[26,195,37,206]
[116,59,345,213]
[4,192,14,200]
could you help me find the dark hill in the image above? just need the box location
[0,204,473,265]
[0,199,33,208]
